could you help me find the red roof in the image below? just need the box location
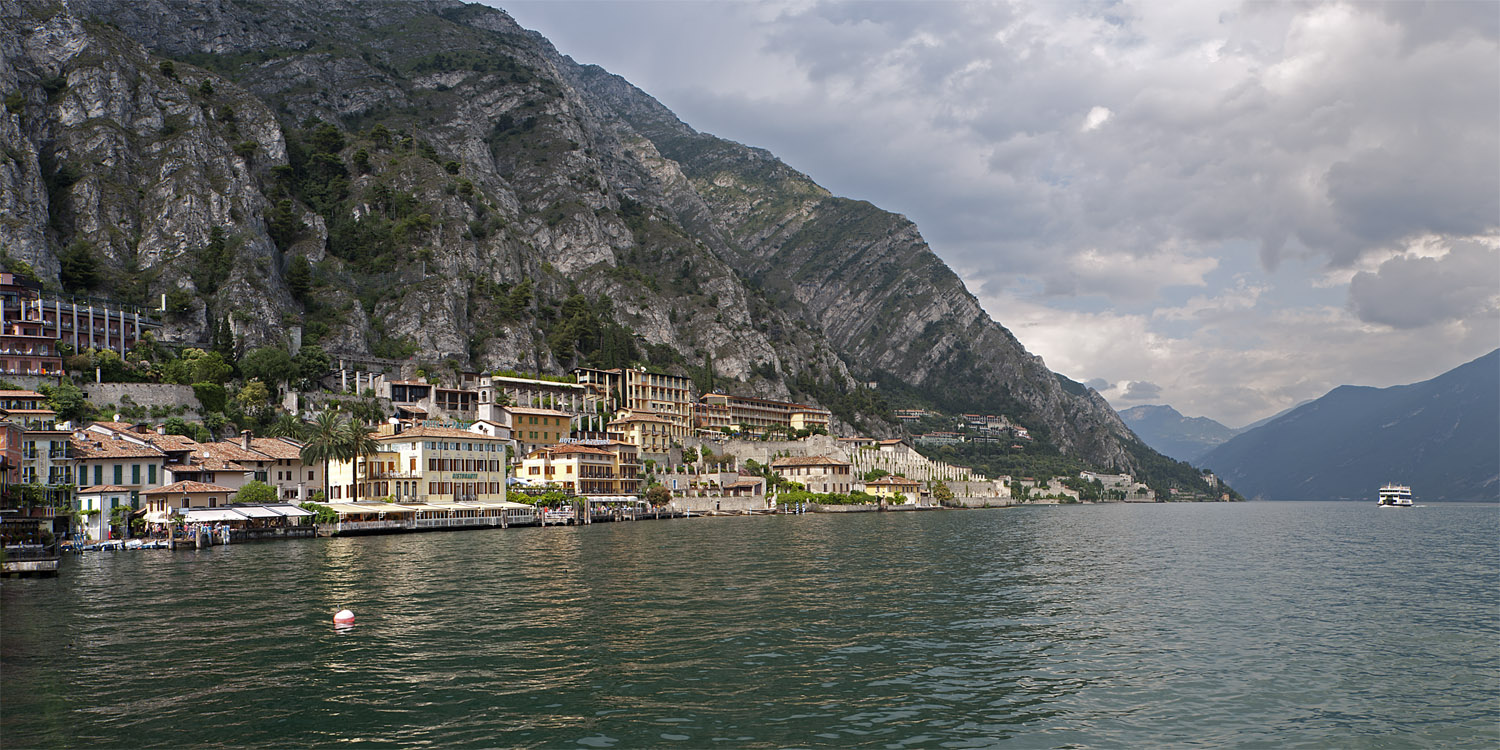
[142,480,236,495]
[770,455,851,468]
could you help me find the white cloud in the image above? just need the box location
[1081,105,1111,132]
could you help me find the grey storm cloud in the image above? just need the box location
[1122,381,1163,401]
[497,0,1499,425]
[1348,240,1500,329]
[1085,378,1113,392]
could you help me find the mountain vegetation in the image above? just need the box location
[0,0,1218,495]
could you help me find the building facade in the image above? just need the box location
[325,425,509,503]
[769,455,854,495]
[696,392,832,434]
[0,272,161,368]
[519,442,641,496]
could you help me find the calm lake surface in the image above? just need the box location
[3,502,1497,748]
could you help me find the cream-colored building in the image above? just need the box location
[769,455,854,495]
[76,484,134,540]
[696,393,832,434]
[607,410,674,454]
[574,367,694,439]
[325,425,508,503]
[519,442,641,496]
[250,436,320,503]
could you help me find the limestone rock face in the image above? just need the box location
[5,0,1153,473]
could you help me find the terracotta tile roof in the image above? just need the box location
[249,437,304,460]
[192,454,250,472]
[78,485,133,493]
[0,390,46,399]
[379,425,508,441]
[866,477,921,487]
[770,455,852,468]
[0,408,57,415]
[87,421,138,434]
[526,444,614,459]
[610,413,671,424]
[145,434,203,452]
[200,442,273,463]
[142,480,236,496]
[71,436,166,460]
[504,406,572,417]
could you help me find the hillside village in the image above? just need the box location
[0,270,1219,544]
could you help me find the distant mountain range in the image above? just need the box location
[1118,405,1239,463]
[1198,350,1500,501]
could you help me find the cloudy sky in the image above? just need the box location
[496,0,1499,428]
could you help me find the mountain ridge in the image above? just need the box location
[1199,349,1500,500]
[1117,404,1238,463]
[2,0,1213,492]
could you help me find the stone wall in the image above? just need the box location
[671,495,769,513]
[82,383,200,420]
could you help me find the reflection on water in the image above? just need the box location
[3,503,1497,748]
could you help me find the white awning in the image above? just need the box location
[182,509,246,522]
[266,505,313,517]
[228,506,282,518]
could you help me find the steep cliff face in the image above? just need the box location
[569,65,1133,465]
[4,0,1159,474]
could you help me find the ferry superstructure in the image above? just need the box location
[1378,483,1414,507]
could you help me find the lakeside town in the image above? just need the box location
[0,270,1222,571]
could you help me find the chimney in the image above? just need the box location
[156,424,165,435]
[240,430,251,451]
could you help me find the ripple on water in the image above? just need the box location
[2,504,1497,748]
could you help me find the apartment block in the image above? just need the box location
[696,392,832,434]
[325,424,508,503]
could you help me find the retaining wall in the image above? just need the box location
[82,383,200,420]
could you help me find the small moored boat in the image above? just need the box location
[1378,483,1414,507]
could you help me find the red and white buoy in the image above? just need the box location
[333,609,355,625]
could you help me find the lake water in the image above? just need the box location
[3,502,1497,748]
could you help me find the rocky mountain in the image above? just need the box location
[1118,405,1239,463]
[1199,350,1500,501]
[0,0,1207,488]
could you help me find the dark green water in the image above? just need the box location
[3,502,1497,748]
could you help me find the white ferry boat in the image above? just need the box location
[1378,483,1414,507]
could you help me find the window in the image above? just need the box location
[113,464,122,485]
[148,465,156,485]
[132,464,140,484]
[93,465,102,485]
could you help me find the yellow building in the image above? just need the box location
[504,406,573,456]
[520,442,641,496]
[607,409,674,454]
[325,425,508,503]
[863,476,922,500]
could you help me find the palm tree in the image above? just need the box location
[269,412,309,440]
[342,418,380,502]
[300,410,348,502]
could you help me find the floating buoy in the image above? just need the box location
[333,609,355,624]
